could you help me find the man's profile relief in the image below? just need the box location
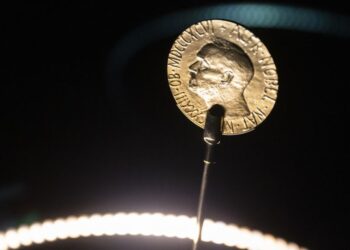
[189,37,254,117]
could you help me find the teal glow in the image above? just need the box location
[106,3,350,99]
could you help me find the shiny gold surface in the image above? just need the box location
[167,20,278,135]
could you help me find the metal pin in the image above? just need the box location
[192,104,225,250]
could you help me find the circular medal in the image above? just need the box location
[167,20,278,135]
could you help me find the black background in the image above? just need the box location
[1,1,349,250]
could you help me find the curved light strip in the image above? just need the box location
[0,212,307,250]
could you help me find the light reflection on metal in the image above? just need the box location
[0,212,307,250]
[106,3,350,100]
[167,20,278,135]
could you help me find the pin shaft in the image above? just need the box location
[192,105,224,250]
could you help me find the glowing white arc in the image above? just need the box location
[0,212,307,250]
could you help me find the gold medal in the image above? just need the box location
[167,20,278,135]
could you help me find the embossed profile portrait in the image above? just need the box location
[189,37,254,117]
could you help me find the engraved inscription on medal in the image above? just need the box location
[168,73,205,124]
[167,20,278,135]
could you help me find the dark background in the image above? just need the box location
[1,1,349,250]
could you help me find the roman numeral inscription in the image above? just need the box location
[167,20,278,135]
[167,20,214,70]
